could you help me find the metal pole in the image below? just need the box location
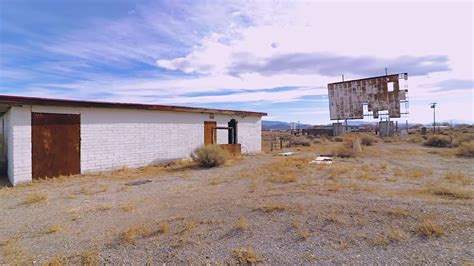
[430,103,437,134]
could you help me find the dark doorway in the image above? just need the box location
[228,119,238,144]
[32,113,81,179]
[204,121,216,145]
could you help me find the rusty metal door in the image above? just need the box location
[204,121,216,145]
[32,113,80,179]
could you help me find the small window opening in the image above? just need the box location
[387,82,394,92]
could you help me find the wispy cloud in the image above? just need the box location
[428,79,474,92]
[226,53,450,77]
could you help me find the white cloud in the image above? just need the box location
[2,1,473,123]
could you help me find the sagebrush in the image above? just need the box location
[360,134,377,146]
[191,145,229,167]
[423,135,450,147]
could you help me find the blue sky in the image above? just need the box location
[0,0,473,124]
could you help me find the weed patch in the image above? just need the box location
[254,203,288,213]
[236,217,249,231]
[232,247,262,264]
[23,194,47,205]
[417,219,444,237]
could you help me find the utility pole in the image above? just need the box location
[430,103,437,134]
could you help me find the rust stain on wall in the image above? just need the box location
[328,73,408,120]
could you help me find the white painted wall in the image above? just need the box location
[6,106,32,185]
[7,105,263,185]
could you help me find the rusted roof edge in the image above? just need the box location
[0,95,267,116]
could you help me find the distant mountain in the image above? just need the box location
[262,120,312,130]
[438,119,473,125]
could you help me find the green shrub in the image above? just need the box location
[191,145,229,168]
[456,141,474,157]
[423,135,450,147]
[360,134,377,146]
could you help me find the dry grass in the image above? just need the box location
[267,174,297,183]
[404,167,433,178]
[23,194,47,205]
[121,227,140,243]
[158,221,170,234]
[356,171,378,181]
[417,219,444,237]
[120,225,150,243]
[385,208,409,218]
[331,145,357,158]
[79,250,98,265]
[232,247,262,264]
[320,210,348,225]
[45,224,63,234]
[338,239,350,249]
[120,204,135,212]
[301,253,317,262]
[254,203,289,213]
[254,157,309,184]
[387,227,410,241]
[422,183,473,199]
[369,228,408,247]
[43,256,66,265]
[178,220,197,235]
[291,220,310,240]
[444,171,471,185]
[456,140,474,157]
[1,238,30,264]
[209,177,226,185]
[236,217,249,231]
[329,164,350,180]
[93,204,112,211]
[360,134,377,146]
[79,187,95,195]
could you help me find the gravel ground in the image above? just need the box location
[0,141,473,264]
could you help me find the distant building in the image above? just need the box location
[290,122,297,130]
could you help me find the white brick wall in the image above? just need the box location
[6,106,32,185]
[7,105,262,184]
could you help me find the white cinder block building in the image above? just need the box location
[0,95,266,186]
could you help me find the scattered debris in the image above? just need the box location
[125,180,152,186]
[310,155,333,164]
[279,152,297,156]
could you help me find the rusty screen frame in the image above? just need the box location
[327,73,408,120]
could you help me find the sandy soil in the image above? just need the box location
[0,140,473,264]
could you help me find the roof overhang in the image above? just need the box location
[0,95,267,117]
